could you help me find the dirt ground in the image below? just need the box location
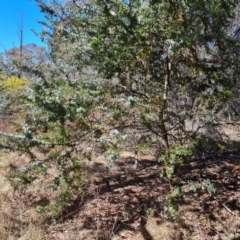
[36,147,240,240]
[0,124,240,240]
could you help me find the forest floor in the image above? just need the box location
[0,126,240,240]
[43,148,240,240]
[1,148,239,240]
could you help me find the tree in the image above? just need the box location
[1,43,49,80]
[0,11,49,81]
[0,43,50,130]
[16,12,24,79]
[1,12,25,79]
[39,0,240,168]
[2,0,240,214]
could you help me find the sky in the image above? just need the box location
[0,0,47,52]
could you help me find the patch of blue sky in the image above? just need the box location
[0,0,47,51]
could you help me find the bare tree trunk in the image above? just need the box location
[159,56,172,150]
[16,13,24,79]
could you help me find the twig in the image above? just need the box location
[221,203,235,215]
[213,196,235,215]
[111,217,118,237]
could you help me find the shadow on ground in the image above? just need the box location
[45,147,240,240]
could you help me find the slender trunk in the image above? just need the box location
[16,13,24,79]
[19,33,23,79]
[159,56,171,150]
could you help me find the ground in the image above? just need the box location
[43,149,240,240]
[0,127,240,240]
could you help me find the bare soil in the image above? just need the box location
[36,147,240,240]
[1,125,240,240]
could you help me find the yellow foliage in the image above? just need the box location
[0,75,27,91]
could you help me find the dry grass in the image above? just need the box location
[0,151,45,240]
[18,224,43,240]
